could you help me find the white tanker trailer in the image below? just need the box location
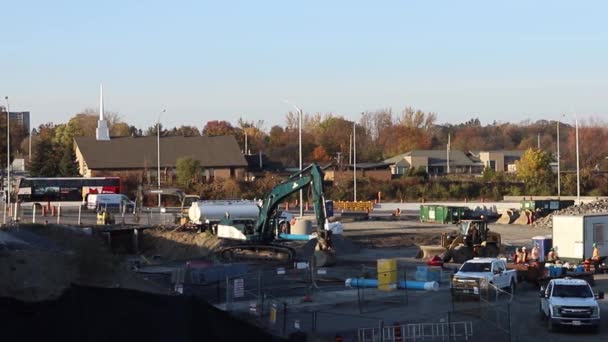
[187,200,261,231]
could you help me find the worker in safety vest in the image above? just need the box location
[514,248,522,263]
[529,244,540,261]
[546,248,558,263]
[592,243,601,260]
[591,243,603,273]
[520,246,528,264]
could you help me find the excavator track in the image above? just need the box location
[218,244,295,262]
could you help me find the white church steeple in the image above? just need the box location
[96,84,110,140]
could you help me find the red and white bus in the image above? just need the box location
[17,177,121,206]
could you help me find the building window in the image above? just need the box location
[489,160,496,171]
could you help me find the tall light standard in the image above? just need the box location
[157,109,166,208]
[4,96,10,225]
[353,120,357,202]
[575,115,580,203]
[556,119,561,197]
[284,101,303,217]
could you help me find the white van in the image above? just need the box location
[87,194,135,212]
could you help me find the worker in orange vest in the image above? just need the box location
[546,248,558,263]
[513,248,522,263]
[529,244,540,261]
[520,247,528,264]
[591,243,603,273]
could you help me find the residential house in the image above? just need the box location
[385,149,525,176]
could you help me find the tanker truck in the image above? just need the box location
[187,200,260,233]
[187,200,294,235]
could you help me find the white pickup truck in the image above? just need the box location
[540,278,603,332]
[451,258,517,298]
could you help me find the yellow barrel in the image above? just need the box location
[377,259,398,291]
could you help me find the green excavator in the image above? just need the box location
[217,164,336,266]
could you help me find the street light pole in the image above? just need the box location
[353,121,357,202]
[575,116,580,203]
[556,119,560,197]
[298,107,303,217]
[4,96,10,225]
[157,109,166,208]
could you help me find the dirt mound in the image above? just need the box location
[534,199,608,229]
[349,232,441,249]
[0,224,168,301]
[141,228,226,261]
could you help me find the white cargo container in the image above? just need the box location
[552,214,608,260]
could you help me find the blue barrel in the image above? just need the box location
[532,236,552,262]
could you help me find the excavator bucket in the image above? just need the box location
[495,210,513,224]
[513,209,530,225]
[313,250,336,267]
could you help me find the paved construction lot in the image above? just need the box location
[215,218,608,341]
[3,210,607,341]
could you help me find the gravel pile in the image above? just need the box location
[533,199,608,229]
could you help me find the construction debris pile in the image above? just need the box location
[533,199,608,229]
[0,224,168,302]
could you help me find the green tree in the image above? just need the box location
[59,144,79,176]
[30,138,60,176]
[481,167,496,182]
[176,157,200,188]
[515,148,554,195]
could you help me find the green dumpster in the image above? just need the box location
[521,200,575,215]
[420,205,469,224]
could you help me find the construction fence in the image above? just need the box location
[2,202,177,226]
[180,263,426,340]
[192,265,514,341]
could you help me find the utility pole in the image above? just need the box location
[348,134,352,165]
[557,120,561,197]
[4,96,10,225]
[537,133,540,149]
[446,134,451,174]
[298,108,303,217]
[29,129,32,161]
[244,129,248,155]
[353,121,357,202]
[575,116,580,203]
[157,109,166,208]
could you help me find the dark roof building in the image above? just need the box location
[74,135,247,180]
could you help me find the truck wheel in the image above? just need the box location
[452,245,473,264]
[539,305,545,320]
[547,318,555,332]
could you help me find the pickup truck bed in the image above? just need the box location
[507,262,595,287]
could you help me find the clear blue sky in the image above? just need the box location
[2,0,607,131]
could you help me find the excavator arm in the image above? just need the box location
[256,164,328,242]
